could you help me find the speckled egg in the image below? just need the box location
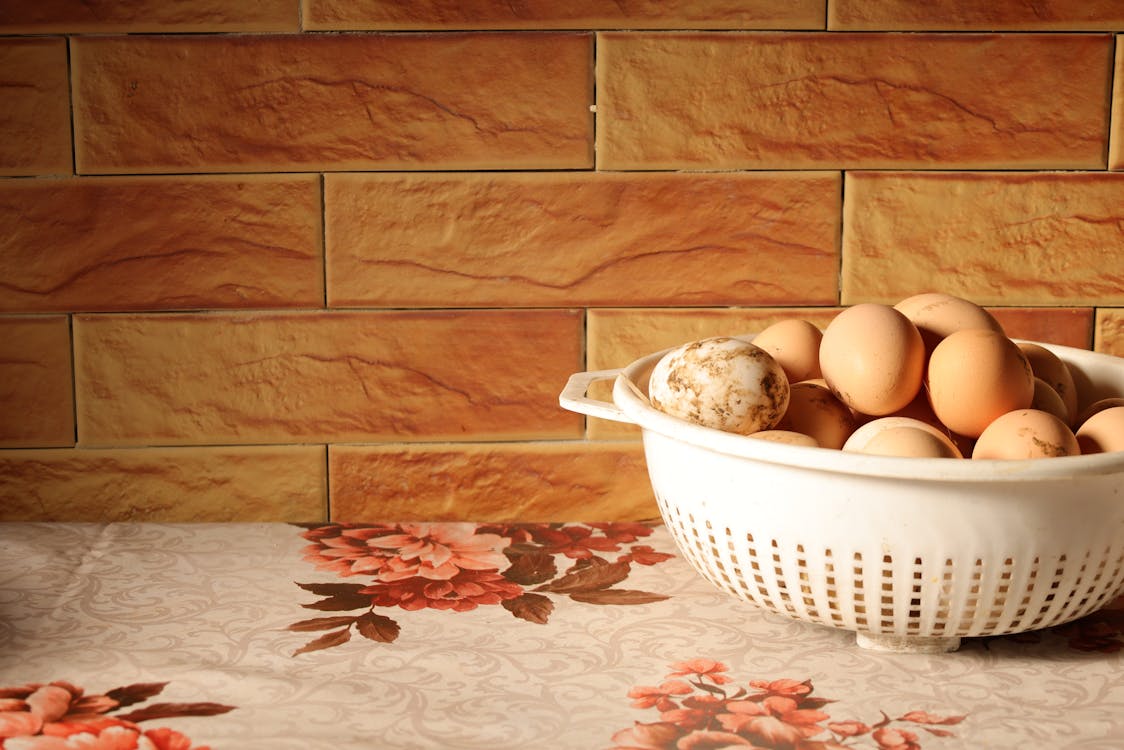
[1018,343,1079,426]
[972,409,1080,459]
[648,337,790,435]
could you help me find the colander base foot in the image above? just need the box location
[855,632,961,653]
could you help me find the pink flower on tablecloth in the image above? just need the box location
[301,523,510,581]
[0,682,232,750]
[360,568,524,612]
[612,662,965,750]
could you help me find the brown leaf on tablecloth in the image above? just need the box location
[116,701,236,722]
[355,611,400,643]
[503,593,554,624]
[535,559,630,594]
[503,549,558,585]
[294,627,352,656]
[568,588,669,605]
[105,682,168,708]
[288,615,358,632]
[296,581,367,597]
[301,593,373,611]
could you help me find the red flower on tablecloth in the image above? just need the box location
[0,681,234,749]
[289,521,674,655]
[612,661,965,750]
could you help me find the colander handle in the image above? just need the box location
[558,369,636,424]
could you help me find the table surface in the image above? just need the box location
[3,520,1124,749]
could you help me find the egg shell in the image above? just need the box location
[775,381,857,450]
[751,319,823,383]
[1076,397,1124,427]
[927,329,1035,438]
[1030,377,1070,424]
[893,292,1004,352]
[1018,342,1079,425]
[819,303,926,417]
[648,337,790,435]
[842,416,963,458]
[860,426,962,458]
[1076,406,1124,454]
[748,430,819,448]
[886,388,976,456]
[972,409,1080,459]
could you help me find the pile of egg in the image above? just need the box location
[647,293,1124,459]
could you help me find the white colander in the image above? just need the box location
[560,340,1124,652]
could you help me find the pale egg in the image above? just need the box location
[860,426,962,458]
[894,292,1004,352]
[972,409,1080,459]
[751,319,823,383]
[819,303,925,416]
[775,381,857,450]
[927,329,1034,438]
[648,337,789,435]
[842,416,963,458]
[1075,406,1124,454]
[748,430,819,448]
[1076,397,1124,427]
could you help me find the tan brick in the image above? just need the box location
[1110,39,1124,170]
[74,310,582,446]
[988,308,1093,349]
[584,307,842,439]
[1095,309,1124,357]
[597,32,1110,170]
[830,0,1124,30]
[329,442,655,522]
[304,0,822,30]
[843,172,1124,306]
[0,176,322,313]
[0,446,326,522]
[0,38,71,176]
[0,316,74,448]
[73,34,592,174]
[326,172,840,308]
[0,0,299,32]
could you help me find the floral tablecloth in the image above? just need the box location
[3,521,1124,749]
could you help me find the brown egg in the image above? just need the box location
[972,409,1080,459]
[886,389,975,457]
[927,329,1034,438]
[861,426,962,458]
[748,430,820,448]
[1076,397,1124,427]
[752,319,823,383]
[1030,377,1070,424]
[775,381,857,450]
[819,303,925,417]
[842,416,963,458]
[894,292,1004,352]
[1017,343,1079,425]
[1075,406,1124,454]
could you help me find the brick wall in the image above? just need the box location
[2,1,1123,522]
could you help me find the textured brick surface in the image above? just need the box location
[326,172,840,307]
[1110,39,1124,171]
[304,0,823,30]
[72,34,592,174]
[830,0,1124,30]
[843,173,1124,306]
[989,308,1094,349]
[597,32,1110,170]
[330,442,655,522]
[0,176,323,312]
[0,38,71,176]
[0,0,299,32]
[74,310,583,446]
[0,317,74,448]
[1096,309,1124,357]
[0,446,326,522]
[585,308,842,439]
